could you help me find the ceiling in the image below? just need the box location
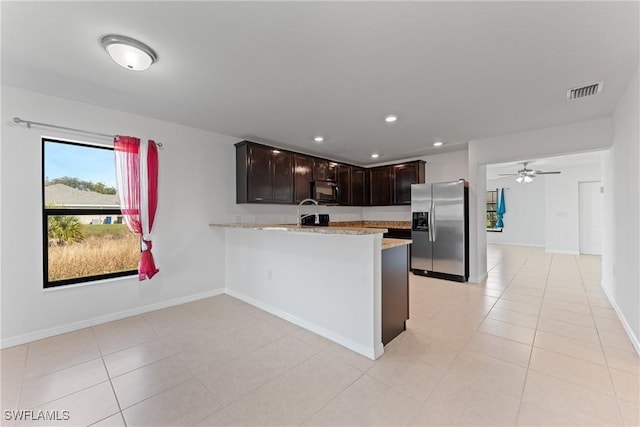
[2,2,638,165]
[486,151,603,180]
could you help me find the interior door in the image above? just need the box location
[579,181,603,255]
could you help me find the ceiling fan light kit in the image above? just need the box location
[499,162,562,183]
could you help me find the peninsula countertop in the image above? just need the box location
[210,223,388,235]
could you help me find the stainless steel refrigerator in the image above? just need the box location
[411,180,469,282]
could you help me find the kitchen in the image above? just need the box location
[1,2,639,426]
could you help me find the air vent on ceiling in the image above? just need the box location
[566,82,603,100]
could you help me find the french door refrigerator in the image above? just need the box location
[411,180,469,282]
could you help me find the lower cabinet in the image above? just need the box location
[381,244,410,346]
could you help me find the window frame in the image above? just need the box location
[42,138,138,289]
[486,189,503,232]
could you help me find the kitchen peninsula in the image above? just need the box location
[210,223,411,359]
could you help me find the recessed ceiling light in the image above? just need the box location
[101,34,157,71]
[314,136,325,143]
[371,153,380,158]
[433,141,443,147]
[384,115,398,123]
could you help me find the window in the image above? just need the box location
[486,190,502,232]
[43,139,138,288]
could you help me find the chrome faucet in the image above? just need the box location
[297,198,319,226]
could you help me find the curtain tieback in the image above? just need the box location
[141,238,153,251]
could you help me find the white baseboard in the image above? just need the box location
[545,249,580,255]
[469,272,488,283]
[601,281,640,356]
[226,288,382,360]
[1,288,226,349]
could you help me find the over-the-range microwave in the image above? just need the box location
[311,180,340,204]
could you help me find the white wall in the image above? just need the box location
[545,163,601,254]
[1,85,240,346]
[362,149,469,221]
[603,66,640,348]
[468,117,613,282]
[486,176,546,247]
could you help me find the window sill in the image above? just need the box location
[486,228,503,232]
[43,273,137,292]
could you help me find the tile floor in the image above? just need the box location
[1,245,639,426]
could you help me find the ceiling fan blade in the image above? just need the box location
[534,171,561,174]
[498,173,519,176]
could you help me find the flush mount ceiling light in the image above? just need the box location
[384,115,398,123]
[101,34,157,71]
[371,153,380,158]
[433,141,444,147]
[314,136,325,143]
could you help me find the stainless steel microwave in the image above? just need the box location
[311,180,340,204]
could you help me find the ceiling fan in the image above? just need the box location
[499,162,561,183]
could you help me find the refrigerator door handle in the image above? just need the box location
[431,201,436,241]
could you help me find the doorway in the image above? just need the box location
[579,181,603,255]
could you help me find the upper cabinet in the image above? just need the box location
[236,141,293,204]
[313,158,338,182]
[293,154,313,203]
[236,141,425,206]
[393,161,426,204]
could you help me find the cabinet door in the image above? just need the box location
[351,167,367,206]
[370,166,393,206]
[294,154,313,203]
[313,159,338,181]
[272,150,293,203]
[393,163,417,205]
[247,144,272,202]
[338,165,352,205]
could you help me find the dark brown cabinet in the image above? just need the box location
[293,154,313,203]
[236,142,293,204]
[236,141,424,206]
[351,167,369,206]
[393,161,426,204]
[313,159,338,182]
[381,243,410,345]
[370,166,393,206]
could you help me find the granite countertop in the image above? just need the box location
[331,220,411,229]
[381,238,412,250]
[210,223,387,235]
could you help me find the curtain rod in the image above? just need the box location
[12,117,164,148]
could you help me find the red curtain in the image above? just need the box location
[114,136,159,281]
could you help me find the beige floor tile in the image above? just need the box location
[449,350,528,391]
[504,286,545,297]
[229,322,289,352]
[388,330,463,369]
[409,365,525,426]
[466,332,532,367]
[303,374,423,426]
[0,344,28,365]
[486,307,538,329]
[111,355,193,409]
[193,408,240,427]
[517,371,622,426]
[603,346,640,374]
[542,298,592,316]
[544,290,589,305]
[536,317,599,344]
[27,328,97,359]
[23,343,101,381]
[478,318,536,345]
[176,334,247,375]
[292,328,335,350]
[600,330,638,353]
[93,317,158,356]
[200,335,317,405]
[1,358,25,388]
[89,412,126,427]
[103,338,175,378]
[529,347,615,395]
[122,378,220,427]
[534,330,605,365]
[142,306,205,337]
[618,399,640,427]
[160,321,236,354]
[591,306,618,320]
[407,316,475,347]
[595,316,628,334]
[322,343,376,372]
[500,291,543,306]
[20,381,119,427]
[540,306,595,327]
[609,368,640,404]
[1,383,21,412]
[494,299,541,316]
[18,358,108,409]
[226,352,362,426]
